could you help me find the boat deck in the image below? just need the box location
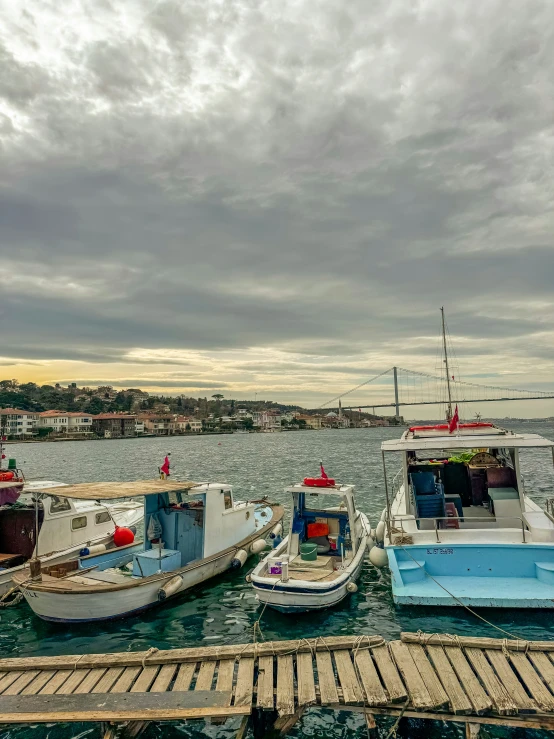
[2,633,554,737]
[263,554,348,583]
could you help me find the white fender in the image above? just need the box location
[270,523,282,538]
[158,574,184,601]
[380,510,387,522]
[375,521,386,543]
[367,534,375,551]
[83,544,107,556]
[369,546,388,569]
[250,539,268,555]
[346,582,358,593]
[230,548,248,569]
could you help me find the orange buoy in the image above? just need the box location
[113,526,135,547]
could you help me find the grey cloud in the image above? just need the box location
[68,379,230,389]
[1,0,554,407]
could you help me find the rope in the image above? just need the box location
[397,544,528,643]
[383,699,410,739]
[141,647,159,668]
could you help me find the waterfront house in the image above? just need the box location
[39,410,70,433]
[0,408,40,437]
[92,413,137,438]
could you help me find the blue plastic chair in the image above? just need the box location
[410,472,436,495]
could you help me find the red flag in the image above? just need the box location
[448,405,459,434]
[320,462,328,479]
[160,455,170,476]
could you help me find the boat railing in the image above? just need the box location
[546,498,554,523]
[390,515,527,544]
[391,468,404,499]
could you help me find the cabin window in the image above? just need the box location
[223,490,233,510]
[71,516,87,530]
[49,496,71,514]
[95,511,111,524]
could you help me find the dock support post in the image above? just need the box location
[465,723,480,739]
[393,366,400,420]
[365,712,379,739]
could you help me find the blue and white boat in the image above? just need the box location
[376,422,554,608]
[250,482,371,612]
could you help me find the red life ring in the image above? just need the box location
[303,477,336,487]
[0,471,15,481]
[409,423,494,432]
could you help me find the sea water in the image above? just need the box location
[3,424,554,738]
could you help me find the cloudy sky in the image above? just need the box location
[1,0,554,418]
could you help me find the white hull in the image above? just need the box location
[0,503,142,598]
[19,551,234,622]
[252,511,370,613]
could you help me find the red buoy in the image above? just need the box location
[113,526,135,547]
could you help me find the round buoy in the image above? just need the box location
[346,582,358,593]
[114,526,135,547]
[375,521,385,543]
[369,545,388,569]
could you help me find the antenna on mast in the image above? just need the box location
[441,307,453,421]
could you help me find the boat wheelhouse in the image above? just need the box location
[379,423,554,608]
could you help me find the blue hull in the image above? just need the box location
[387,542,554,608]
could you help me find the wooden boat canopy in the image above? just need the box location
[39,480,200,500]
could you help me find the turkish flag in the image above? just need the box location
[160,456,170,476]
[320,462,329,479]
[448,405,459,434]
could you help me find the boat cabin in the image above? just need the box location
[382,424,554,537]
[286,484,360,559]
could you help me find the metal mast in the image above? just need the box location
[441,307,453,421]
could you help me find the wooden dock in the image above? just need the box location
[2,632,554,737]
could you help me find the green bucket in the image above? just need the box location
[300,542,317,561]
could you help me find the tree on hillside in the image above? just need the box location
[84,397,104,415]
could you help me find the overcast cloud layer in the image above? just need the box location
[1,0,554,417]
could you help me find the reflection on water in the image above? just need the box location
[4,423,554,738]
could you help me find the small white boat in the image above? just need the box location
[14,480,283,622]
[0,480,142,597]
[250,481,371,612]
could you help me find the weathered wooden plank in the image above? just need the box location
[401,632,554,652]
[234,658,255,707]
[333,650,363,704]
[20,671,57,696]
[257,655,274,709]
[3,671,40,696]
[0,635,384,672]
[353,650,387,706]
[0,690,244,723]
[172,663,196,692]
[110,667,142,694]
[426,646,472,715]
[465,648,517,715]
[315,651,339,705]
[92,668,125,694]
[195,662,216,692]
[55,670,90,695]
[371,646,407,703]
[273,707,305,734]
[276,654,295,717]
[0,672,23,694]
[150,664,177,692]
[40,671,73,695]
[130,666,159,693]
[406,644,449,709]
[444,647,492,715]
[216,660,235,698]
[296,652,316,707]
[73,668,108,694]
[509,652,554,712]
[389,641,434,709]
[528,652,554,696]
[485,650,536,712]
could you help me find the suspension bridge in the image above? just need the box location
[321,367,554,418]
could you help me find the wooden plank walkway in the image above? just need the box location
[1,633,554,737]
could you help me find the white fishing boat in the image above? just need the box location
[14,480,283,622]
[0,480,143,598]
[250,473,371,613]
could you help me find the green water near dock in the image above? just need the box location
[3,424,554,738]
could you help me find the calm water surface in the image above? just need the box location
[4,424,554,738]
